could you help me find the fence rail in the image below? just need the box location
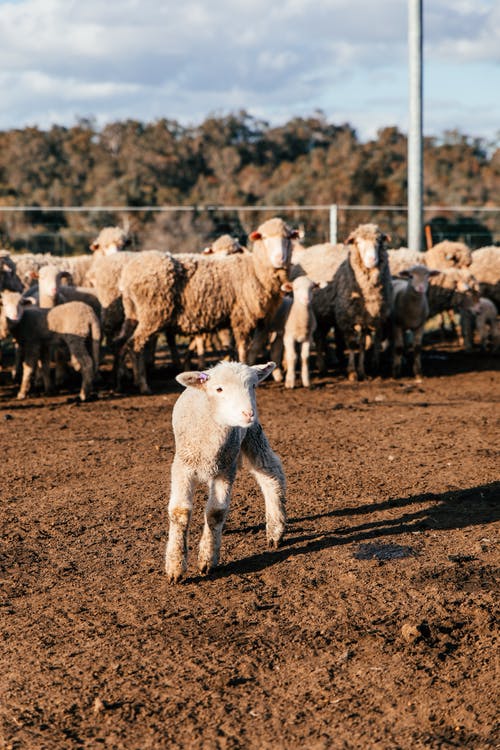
[1,203,499,253]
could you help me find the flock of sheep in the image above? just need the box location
[0,219,499,402]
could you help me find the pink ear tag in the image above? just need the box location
[198,372,209,383]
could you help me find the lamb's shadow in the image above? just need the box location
[208,481,499,580]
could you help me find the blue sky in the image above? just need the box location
[0,0,498,142]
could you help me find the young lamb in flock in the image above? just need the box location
[165,360,286,583]
[391,265,440,378]
[460,295,499,352]
[282,276,319,389]
[118,217,298,393]
[313,224,392,380]
[1,290,101,400]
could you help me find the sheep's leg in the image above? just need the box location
[300,339,311,388]
[392,326,404,378]
[165,458,195,583]
[314,325,328,375]
[269,333,284,382]
[165,329,181,371]
[69,345,94,401]
[236,338,249,364]
[17,348,39,400]
[241,423,286,548]
[284,335,297,389]
[39,344,52,395]
[198,475,233,575]
[357,340,366,381]
[247,322,268,366]
[413,326,425,378]
[346,348,358,381]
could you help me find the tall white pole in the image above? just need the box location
[408,0,423,251]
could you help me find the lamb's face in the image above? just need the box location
[1,290,24,322]
[90,227,128,256]
[402,265,438,295]
[292,277,316,306]
[176,361,276,429]
[39,265,59,298]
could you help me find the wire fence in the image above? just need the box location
[0,204,499,255]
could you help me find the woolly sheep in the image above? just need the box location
[427,268,479,319]
[460,295,499,352]
[315,224,392,380]
[37,266,102,317]
[282,276,319,389]
[387,247,426,276]
[469,246,500,309]
[1,291,101,400]
[391,265,440,378]
[165,360,286,583]
[425,240,472,270]
[290,241,347,283]
[119,217,298,393]
[10,252,94,289]
[89,225,130,256]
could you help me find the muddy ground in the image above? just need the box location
[0,342,499,750]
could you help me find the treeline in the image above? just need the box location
[0,111,498,254]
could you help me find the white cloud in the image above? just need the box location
[0,0,498,139]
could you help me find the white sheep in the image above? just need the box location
[469,246,500,309]
[1,290,101,400]
[165,360,286,583]
[391,265,440,378]
[119,217,298,393]
[282,276,319,389]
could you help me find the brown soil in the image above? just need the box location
[1,343,499,750]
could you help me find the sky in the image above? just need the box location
[0,0,499,143]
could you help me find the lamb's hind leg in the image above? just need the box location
[241,423,286,548]
[198,474,233,575]
[165,457,195,583]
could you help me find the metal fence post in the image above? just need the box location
[329,204,338,244]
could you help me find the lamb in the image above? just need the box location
[391,265,440,378]
[469,246,500,309]
[282,276,318,389]
[165,360,286,583]
[314,223,393,380]
[119,217,298,393]
[1,290,101,400]
[460,295,499,352]
[37,266,102,317]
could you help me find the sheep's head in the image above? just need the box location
[249,217,299,270]
[90,226,129,256]
[345,224,391,270]
[176,360,275,428]
[1,290,25,323]
[398,265,440,295]
[0,254,24,294]
[203,234,245,256]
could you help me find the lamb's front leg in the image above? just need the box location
[198,474,233,575]
[300,339,311,388]
[165,457,194,583]
[241,424,286,548]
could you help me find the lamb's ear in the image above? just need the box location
[382,232,392,244]
[345,231,355,244]
[397,270,412,279]
[249,230,262,242]
[252,361,276,383]
[175,371,209,389]
[428,269,441,277]
[289,229,300,240]
[89,241,100,252]
[203,246,213,254]
[281,281,293,293]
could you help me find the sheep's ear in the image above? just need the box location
[345,231,355,244]
[428,269,441,277]
[289,229,300,240]
[382,232,392,244]
[252,362,276,383]
[21,296,36,306]
[281,281,293,293]
[176,371,209,389]
[318,280,328,289]
[397,270,412,279]
[203,246,213,254]
[90,241,100,252]
[249,231,262,242]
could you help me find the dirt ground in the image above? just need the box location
[1,342,499,750]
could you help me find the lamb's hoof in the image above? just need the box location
[284,380,295,389]
[198,560,213,576]
[272,369,284,383]
[165,560,186,584]
[267,526,286,549]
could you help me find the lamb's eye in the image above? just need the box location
[216,387,223,393]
